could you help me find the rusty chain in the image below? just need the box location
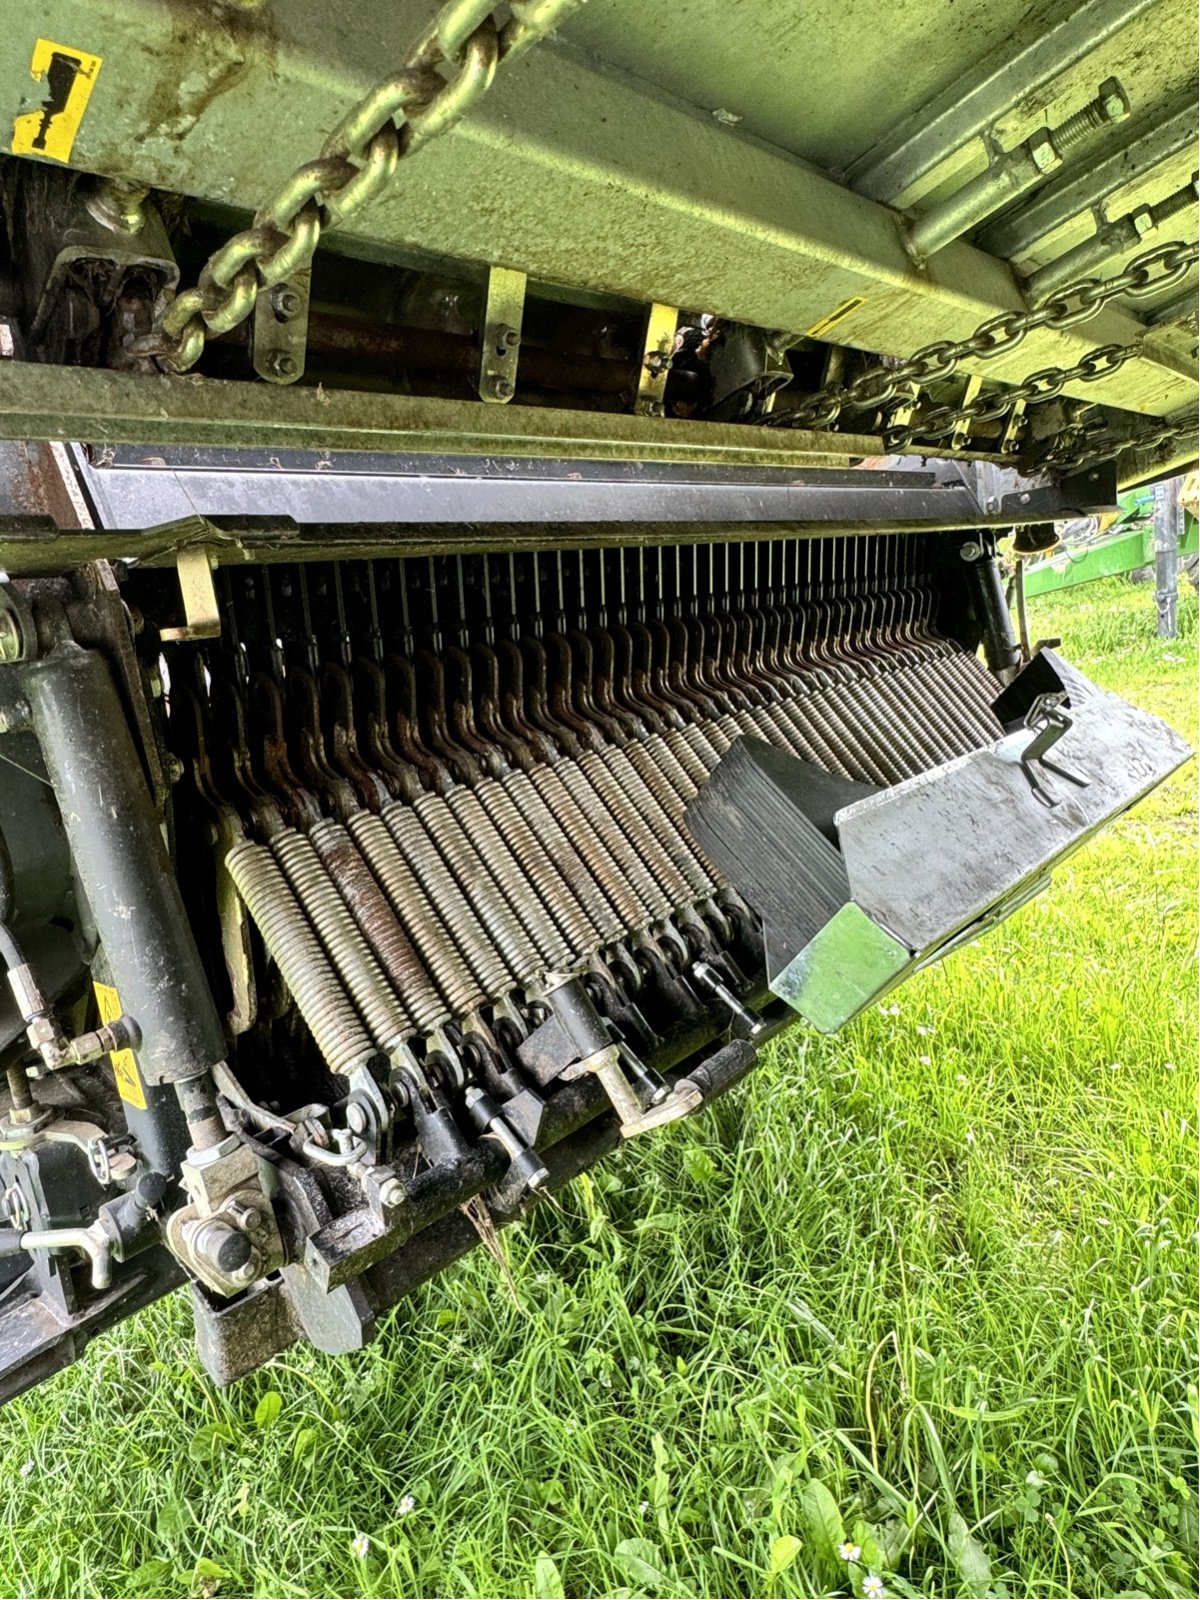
[1038,415,1198,475]
[771,238,1199,467]
[147,0,582,373]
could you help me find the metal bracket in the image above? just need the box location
[1000,397,1027,455]
[252,268,311,386]
[1019,692,1091,807]
[951,375,983,450]
[635,302,678,417]
[160,545,221,642]
[477,265,527,403]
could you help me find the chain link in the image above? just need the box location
[147,0,582,372]
[1039,416,1198,475]
[773,239,1199,458]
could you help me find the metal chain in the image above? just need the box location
[772,238,1199,440]
[1039,416,1198,475]
[148,0,582,372]
[881,341,1141,453]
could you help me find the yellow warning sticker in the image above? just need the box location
[11,38,103,164]
[93,981,147,1111]
[806,296,868,340]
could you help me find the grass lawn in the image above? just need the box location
[0,577,1194,1600]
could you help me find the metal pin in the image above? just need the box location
[481,554,495,646]
[297,567,320,674]
[426,555,443,654]
[398,559,413,656]
[262,567,286,681]
[332,563,352,669]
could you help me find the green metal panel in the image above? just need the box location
[1023,507,1198,594]
[1,1,1194,418]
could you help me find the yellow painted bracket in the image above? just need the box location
[160,546,221,643]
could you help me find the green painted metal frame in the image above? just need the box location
[1023,501,1198,594]
[1,0,1194,421]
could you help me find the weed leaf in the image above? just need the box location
[254,1391,282,1428]
[947,1511,994,1597]
[613,1538,668,1588]
[187,1422,234,1462]
[532,1553,565,1599]
[800,1478,846,1566]
[768,1534,802,1578]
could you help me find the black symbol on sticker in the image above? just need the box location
[32,51,82,151]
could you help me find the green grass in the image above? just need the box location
[0,578,1195,1600]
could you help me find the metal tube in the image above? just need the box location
[979,96,1197,262]
[849,0,1156,202]
[962,543,1022,676]
[907,80,1130,261]
[19,642,227,1086]
[1025,175,1199,302]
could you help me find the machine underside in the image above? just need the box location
[0,0,1194,1396]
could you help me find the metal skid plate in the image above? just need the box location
[701,658,1192,1032]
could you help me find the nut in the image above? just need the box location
[1028,129,1062,175]
[377,1177,405,1210]
[270,285,302,321]
[486,374,514,400]
[1131,205,1157,239]
[264,350,299,379]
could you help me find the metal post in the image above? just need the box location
[1153,477,1181,638]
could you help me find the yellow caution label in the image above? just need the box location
[11,39,103,164]
[806,296,867,340]
[93,982,147,1111]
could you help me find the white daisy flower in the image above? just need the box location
[351,1534,370,1560]
[862,1576,885,1599]
[838,1541,862,1562]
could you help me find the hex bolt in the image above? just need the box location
[908,76,1131,260]
[1050,76,1130,154]
[346,1101,369,1135]
[264,350,299,379]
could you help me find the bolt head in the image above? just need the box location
[346,1101,369,1135]
[1028,129,1061,175]
[231,1258,259,1285]
[270,285,302,321]
[959,541,983,562]
[1098,77,1130,122]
